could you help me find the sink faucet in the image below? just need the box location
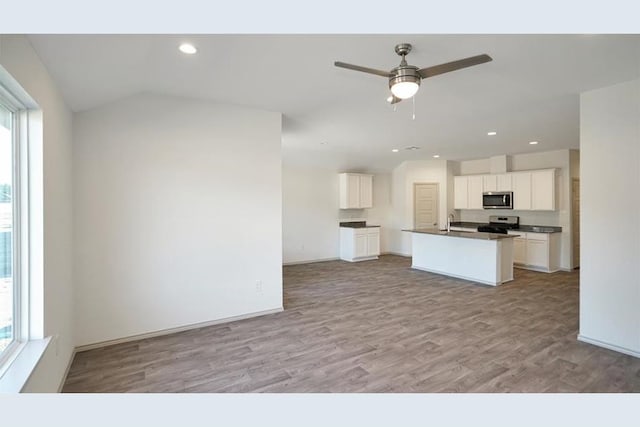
[447,213,455,232]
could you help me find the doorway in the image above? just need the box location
[414,183,439,229]
[572,178,580,268]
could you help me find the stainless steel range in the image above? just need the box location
[477,215,519,234]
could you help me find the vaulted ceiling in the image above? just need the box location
[28,34,640,172]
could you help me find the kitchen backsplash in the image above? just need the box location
[457,209,561,226]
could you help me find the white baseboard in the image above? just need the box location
[283,257,339,266]
[74,307,284,353]
[577,334,640,358]
[383,251,411,257]
[57,347,76,393]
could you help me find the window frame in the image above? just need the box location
[0,84,29,374]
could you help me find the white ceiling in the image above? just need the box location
[28,34,640,172]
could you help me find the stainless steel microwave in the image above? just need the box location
[482,191,513,209]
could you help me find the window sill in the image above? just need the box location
[0,337,51,393]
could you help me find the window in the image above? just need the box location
[0,100,17,362]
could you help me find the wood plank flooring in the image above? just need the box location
[62,255,640,392]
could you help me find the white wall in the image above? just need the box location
[282,166,340,263]
[457,149,574,270]
[282,166,392,264]
[73,93,283,347]
[0,35,74,392]
[579,78,640,357]
[389,160,451,255]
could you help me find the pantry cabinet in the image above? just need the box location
[339,173,373,209]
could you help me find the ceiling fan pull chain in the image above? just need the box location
[412,96,416,120]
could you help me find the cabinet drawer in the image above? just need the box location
[526,232,549,241]
[353,228,367,236]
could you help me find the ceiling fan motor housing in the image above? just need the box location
[389,66,421,97]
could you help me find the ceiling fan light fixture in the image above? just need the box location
[391,81,420,99]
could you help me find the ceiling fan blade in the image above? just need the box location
[418,54,492,79]
[334,61,392,78]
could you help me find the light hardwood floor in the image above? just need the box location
[63,255,640,392]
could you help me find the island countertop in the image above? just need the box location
[403,229,517,240]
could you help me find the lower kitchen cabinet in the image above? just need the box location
[507,230,560,272]
[340,227,380,262]
[512,234,526,264]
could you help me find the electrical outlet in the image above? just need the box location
[255,280,263,294]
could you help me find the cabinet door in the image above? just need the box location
[347,174,360,208]
[359,174,373,208]
[366,230,380,256]
[512,172,532,210]
[483,175,497,192]
[454,176,469,209]
[531,170,555,210]
[526,239,548,267]
[496,174,512,191]
[513,237,526,264]
[468,176,483,209]
[354,234,368,258]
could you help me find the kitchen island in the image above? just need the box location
[403,229,516,286]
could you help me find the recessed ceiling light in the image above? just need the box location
[487,131,497,136]
[529,141,539,145]
[392,149,399,153]
[433,154,440,158]
[179,43,197,54]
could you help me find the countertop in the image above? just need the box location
[449,221,562,234]
[339,221,381,229]
[403,229,517,240]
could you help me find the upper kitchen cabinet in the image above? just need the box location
[531,169,556,210]
[454,169,555,211]
[512,172,532,210]
[483,174,511,193]
[339,173,373,209]
[513,169,556,211]
[496,174,512,191]
[454,176,469,209]
[454,175,482,209]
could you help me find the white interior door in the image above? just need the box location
[414,183,439,229]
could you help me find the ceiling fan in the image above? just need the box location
[335,43,492,104]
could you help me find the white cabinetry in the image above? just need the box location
[483,175,497,192]
[454,169,555,211]
[340,227,380,262]
[512,172,532,210]
[453,176,469,209]
[468,176,483,209]
[507,230,560,272]
[497,174,512,191]
[509,231,527,264]
[531,169,556,210]
[339,173,373,209]
[454,175,482,209]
